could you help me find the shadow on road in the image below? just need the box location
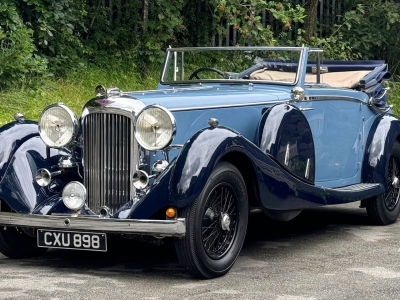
[0,204,372,276]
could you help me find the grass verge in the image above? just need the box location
[0,64,160,126]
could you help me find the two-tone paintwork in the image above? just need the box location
[0,47,398,221]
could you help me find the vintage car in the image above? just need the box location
[0,46,398,279]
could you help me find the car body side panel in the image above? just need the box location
[174,106,264,144]
[295,100,363,187]
[149,105,275,168]
[362,114,400,188]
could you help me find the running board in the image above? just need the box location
[324,183,385,204]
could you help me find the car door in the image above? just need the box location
[293,93,364,187]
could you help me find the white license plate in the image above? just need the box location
[37,229,107,252]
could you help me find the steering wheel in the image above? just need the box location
[188,67,225,80]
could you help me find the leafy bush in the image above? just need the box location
[0,1,48,89]
[86,0,186,68]
[278,28,361,60]
[339,1,400,70]
[210,0,305,46]
[22,0,87,73]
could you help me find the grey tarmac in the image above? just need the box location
[1,202,400,300]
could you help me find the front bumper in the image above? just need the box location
[0,212,186,237]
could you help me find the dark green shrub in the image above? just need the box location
[21,0,87,74]
[339,1,400,70]
[0,1,48,89]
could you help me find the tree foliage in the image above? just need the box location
[0,0,48,88]
[1,0,399,89]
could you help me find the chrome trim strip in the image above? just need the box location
[0,212,186,237]
[160,79,297,86]
[304,96,366,103]
[169,101,285,112]
[128,86,214,94]
[169,95,367,112]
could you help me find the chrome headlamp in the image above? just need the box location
[38,103,79,148]
[134,105,176,151]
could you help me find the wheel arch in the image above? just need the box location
[219,151,260,209]
[0,122,67,213]
[0,121,39,181]
[362,114,400,188]
[168,126,261,208]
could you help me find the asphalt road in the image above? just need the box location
[1,202,400,300]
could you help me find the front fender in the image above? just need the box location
[0,121,39,181]
[126,127,241,219]
[169,126,248,207]
[362,114,400,188]
[0,122,65,213]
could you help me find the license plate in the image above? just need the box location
[37,229,107,252]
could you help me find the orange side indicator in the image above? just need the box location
[166,207,176,218]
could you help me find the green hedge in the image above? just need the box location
[1,0,400,89]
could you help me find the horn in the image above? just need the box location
[133,170,149,190]
[35,168,62,187]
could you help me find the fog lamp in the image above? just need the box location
[62,181,86,211]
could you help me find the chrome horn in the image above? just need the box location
[35,168,62,187]
[132,170,150,190]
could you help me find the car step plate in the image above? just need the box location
[37,229,107,252]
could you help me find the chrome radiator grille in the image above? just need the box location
[83,113,135,214]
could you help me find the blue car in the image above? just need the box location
[0,46,398,279]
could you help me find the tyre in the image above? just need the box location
[175,162,249,279]
[0,226,47,259]
[366,141,400,225]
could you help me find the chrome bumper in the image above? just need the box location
[0,212,186,237]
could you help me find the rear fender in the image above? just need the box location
[258,103,315,184]
[362,115,400,188]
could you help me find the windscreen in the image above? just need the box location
[162,48,302,85]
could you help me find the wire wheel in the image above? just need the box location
[202,184,238,259]
[384,155,400,212]
[366,141,400,225]
[175,162,248,278]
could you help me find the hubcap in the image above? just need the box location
[221,214,231,231]
[392,176,400,189]
[202,184,238,259]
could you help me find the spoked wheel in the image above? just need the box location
[366,141,400,225]
[175,162,248,279]
[0,226,47,259]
